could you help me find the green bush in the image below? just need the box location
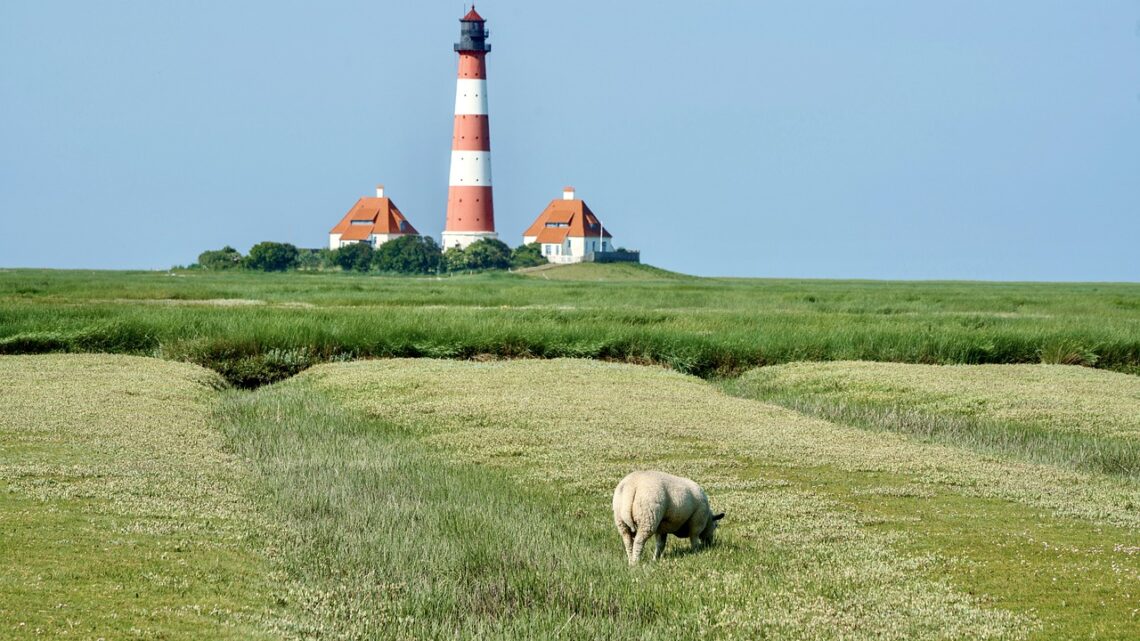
[244,242,299,272]
[443,246,471,272]
[510,243,546,268]
[373,235,443,274]
[296,248,336,271]
[332,243,374,272]
[197,246,243,270]
[464,238,512,271]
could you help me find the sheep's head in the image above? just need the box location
[700,512,725,546]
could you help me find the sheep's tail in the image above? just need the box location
[621,481,637,531]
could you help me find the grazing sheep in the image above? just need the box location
[612,470,724,565]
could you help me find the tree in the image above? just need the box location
[296,248,336,271]
[197,246,243,270]
[510,242,546,269]
[332,242,374,272]
[464,238,512,271]
[373,235,443,274]
[244,242,299,272]
[444,246,472,273]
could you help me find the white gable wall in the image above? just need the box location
[532,234,616,264]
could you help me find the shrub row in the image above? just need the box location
[193,238,547,274]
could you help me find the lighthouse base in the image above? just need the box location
[441,230,499,251]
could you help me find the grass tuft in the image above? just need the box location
[1038,339,1100,366]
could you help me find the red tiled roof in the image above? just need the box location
[522,196,612,241]
[534,227,570,244]
[463,6,484,21]
[329,196,420,238]
[339,225,374,241]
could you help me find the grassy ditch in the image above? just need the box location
[721,362,1140,479]
[218,386,709,639]
[1,269,1138,387]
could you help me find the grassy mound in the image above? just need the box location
[0,355,284,639]
[723,362,1140,478]
[518,262,690,281]
[254,358,1138,640]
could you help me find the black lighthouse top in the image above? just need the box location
[455,6,491,53]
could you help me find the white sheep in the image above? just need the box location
[612,470,724,565]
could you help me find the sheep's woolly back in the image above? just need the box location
[613,470,712,537]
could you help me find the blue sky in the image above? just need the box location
[1,1,1138,280]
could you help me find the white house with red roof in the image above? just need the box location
[522,187,614,263]
[329,185,420,250]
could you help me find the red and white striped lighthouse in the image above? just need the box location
[442,6,497,250]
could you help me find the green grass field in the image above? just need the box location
[1,267,1138,386]
[2,267,1138,639]
[723,362,1140,479]
[0,355,286,639]
[4,354,1138,639]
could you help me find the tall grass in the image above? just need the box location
[2,269,1138,386]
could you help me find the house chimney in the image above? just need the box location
[375,184,385,198]
[562,186,576,200]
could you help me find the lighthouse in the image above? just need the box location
[442,6,497,250]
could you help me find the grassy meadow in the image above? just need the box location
[1,267,1138,386]
[7,354,1138,639]
[723,362,1140,479]
[0,355,286,639]
[2,266,1138,639]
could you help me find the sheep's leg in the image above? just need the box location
[654,532,667,560]
[616,522,635,563]
[630,529,652,565]
[689,534,703,552]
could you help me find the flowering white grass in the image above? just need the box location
[7,355,1137,639]
[0,354,282,639]
[725,362,1140,478]
[263,358,1129,639]
[732,362,1140,438]
[311,359,1140,530]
